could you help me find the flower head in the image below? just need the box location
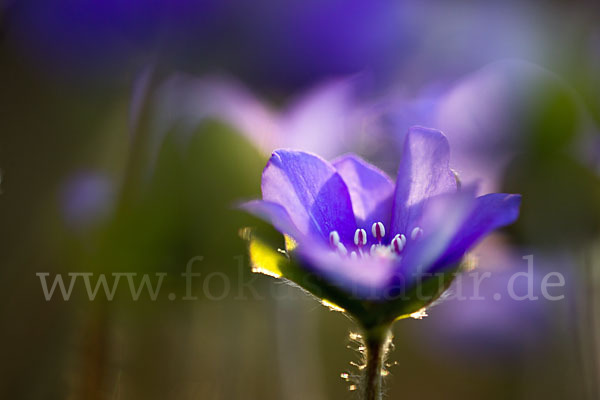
[149,74,367,161]
[241,126,521,328]
[60,171,115,232]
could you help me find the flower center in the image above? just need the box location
[328,222,422,261]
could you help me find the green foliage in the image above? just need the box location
[504,152,600,248]
[81,121,270,298]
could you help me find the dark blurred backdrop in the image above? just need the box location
[1,1,600,399]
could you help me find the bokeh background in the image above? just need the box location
[1,0,600,399]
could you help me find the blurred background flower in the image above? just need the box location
[1,0,599,399]
[145,73,371,160]
[60,171,116,232]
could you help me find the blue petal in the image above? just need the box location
[261,150,357,245]
[297,241,397,299]
[239,200,305,240]
[434,193,522,268]
[391,126,457,236]
[332,154,395,231]
[395,188,477,281]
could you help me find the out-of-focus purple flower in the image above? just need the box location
[225,0,409,89]
[5,0,580,93]
[416,241,553,359]
[373,60,598,192]
[241,127,521,324]
[5,0,407,88]
[148,73,372,160]
[60,171,115,231]
[6,0,219,82]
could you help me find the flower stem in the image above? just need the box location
[362,325,391,400]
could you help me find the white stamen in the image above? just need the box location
[350,251,358,260]
[371,222,385,241]
[337,242,348,256]
[400,233,407,247]
[370,244,377,255]
[354,228,367,247]
[329,231,340,247]
[337,243,348,256]
[411,227,423,240]
[391,234,404,253]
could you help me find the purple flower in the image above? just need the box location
[241,126,521,326]
[376,60,599,192]
[60,171,115,231]
[147,73,370,161]
[6,0,406,89]
[418,242,552,359]
[7,0,218,83]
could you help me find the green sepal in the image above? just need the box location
[242,228,462,330]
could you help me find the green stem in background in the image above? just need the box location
[362,325,392,400]
[118,63,162,209]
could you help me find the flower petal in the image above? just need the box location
[238,200,305,240]
[434,193,522,268]
[152,74,280,155]
[332,154,395,230]
[282,79,362,159]
[397,187,477,280]
[391,126,457,236]
[261,150,357,244]
[296,241,397,300]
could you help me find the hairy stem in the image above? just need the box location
[363,326,391,400]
